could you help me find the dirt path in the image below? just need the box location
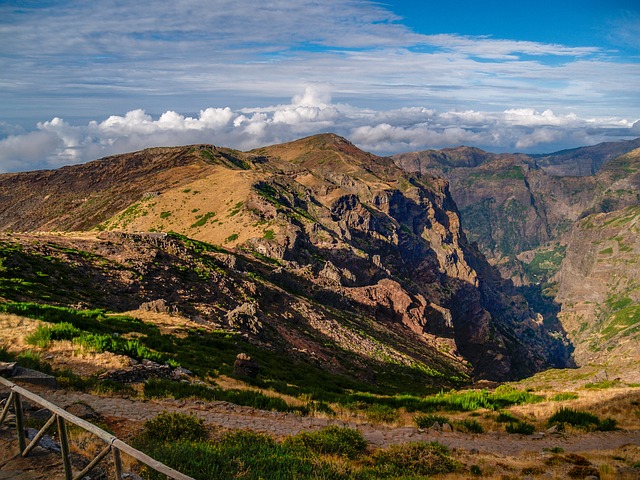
[26,385,640,456]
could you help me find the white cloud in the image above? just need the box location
[1,89,638,172]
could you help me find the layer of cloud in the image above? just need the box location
[1,0,639,127]
[1,87,638,172]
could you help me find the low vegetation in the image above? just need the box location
[547,407,617,431]
[132,415,461,480]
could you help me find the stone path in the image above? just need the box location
[26,385,640,456]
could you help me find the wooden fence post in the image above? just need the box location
[57,415,73,480]
[112,446,124,480]
[13,392,26,452]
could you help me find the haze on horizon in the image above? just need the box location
[1,0,639,172]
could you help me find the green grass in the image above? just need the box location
[583,379,624,390]
[135,426,462,480]
[455,418,484,434]
[190,211,216,228]
[285,426,367,459]
[550,392,579,401]
[138,411,207,443]
[495,411,519,423]
[0,302,168,363]
[143,379,297,413]
[547,407,617,431]
[224,233,239,243]
[413,413,451,429]
[505,420,535,435]
[263,229,275,240]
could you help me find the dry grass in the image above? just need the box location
[511,387,640,431]
[0,312,131,376]
[439,443,640,479]
[103,166,275,248]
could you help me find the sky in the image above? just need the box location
[1,0,639,172]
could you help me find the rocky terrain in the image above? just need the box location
[0,134,571,384]
[394,141,640,379]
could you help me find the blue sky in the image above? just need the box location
[0,0,639,172]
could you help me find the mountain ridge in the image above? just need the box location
[0,134,571,383]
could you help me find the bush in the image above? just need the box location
[505,421,535,435]
[414,413,451,429]
[550,392,579,401]
[496,411,519,423]
[369,442,461,476]
[26,322,83,348]
[363,404,399,424]
[455,419,484,434]
[547,407,616,431]
[287,426,367,459]
[138,412,207,443]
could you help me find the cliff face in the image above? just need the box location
[395,143,640,379]
[394,144,640,283]
[555,205,640,381]
[0,134,569,381]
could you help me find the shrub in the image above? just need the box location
[547,407,616,431]
[470,464,482,476]
[455,418,484,434]
[414,413,450,429]
[550,392,579,401]
[363,404,399,424]
[496,411,519,423]
[25,325,52,348]
[287,426,367,459]
[370,441,461,476]
[0,345,13,362]
[139,412,207,443]
[505,421,535,435]
[26,322,83,348]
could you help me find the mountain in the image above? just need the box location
[555,204,640,380]
[532,137,640,176]
[393,142,640,280]
[0,134,570,385]
[394,142,640,380]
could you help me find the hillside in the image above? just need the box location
[394,143,640,379]
[0,134,570,386]
[555,205,640,379]
[393,143,640,279]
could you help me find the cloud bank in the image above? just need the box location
[1,88,637,172]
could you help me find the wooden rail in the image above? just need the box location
[0,376,194,480]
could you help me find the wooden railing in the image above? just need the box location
[0,376,194,480]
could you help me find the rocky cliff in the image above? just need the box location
[393,142,640,283]
[555,205,640,381]
[394,142,640,379]
[0,134,570,382]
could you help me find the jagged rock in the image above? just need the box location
[226,302,263,334]
[139,298,171,314]
[233,353,260,378]
[441,423,453,432]
[99,361,176,383]
[319,261,343,285]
